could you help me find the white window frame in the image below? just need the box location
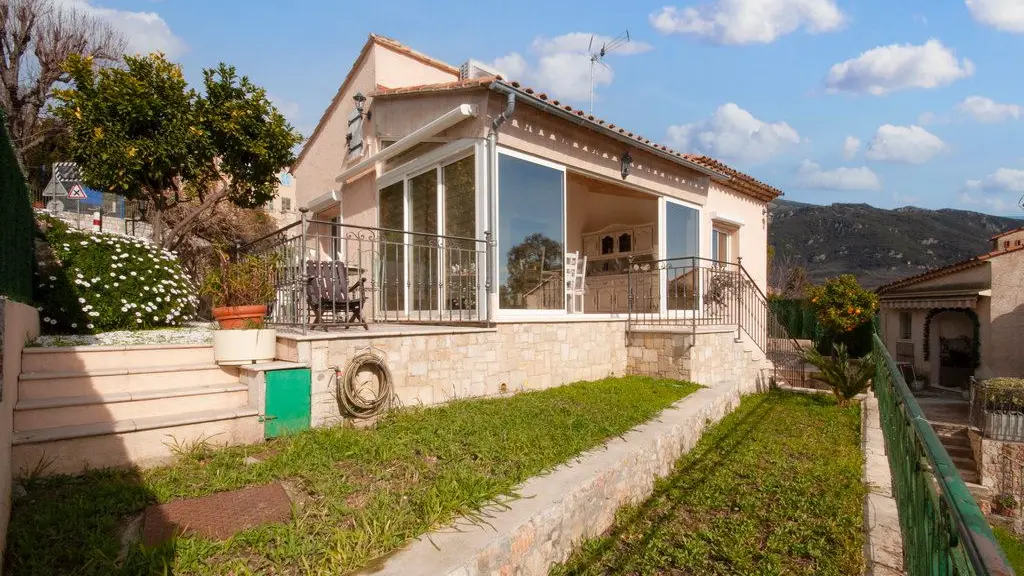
[659,196,703,317]
[898,311,913,342]
[495,146,568,318]
[376,141,482,318]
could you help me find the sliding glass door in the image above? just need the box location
[377,151,477,319]
[664,200,700,311]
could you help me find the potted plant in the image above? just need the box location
[996,494,1018,517]
[201,250,277,365]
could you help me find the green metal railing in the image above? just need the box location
[873,334,1015,575]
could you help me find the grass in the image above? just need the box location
[552,390,866,576]
[6,376,698,575]
[993,525,1024,573]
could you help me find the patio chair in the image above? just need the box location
[305,260,368,330]
[565,251,587,314]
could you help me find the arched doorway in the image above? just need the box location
[924,308,980,390]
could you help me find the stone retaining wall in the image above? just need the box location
[278,321,630,427]
[361,375,765,576]
[627,327,769,390]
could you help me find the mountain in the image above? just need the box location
[768,199,1023,289]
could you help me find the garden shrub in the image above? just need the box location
[34,215,197,334]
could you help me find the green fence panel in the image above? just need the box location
[872,333,1014,576]
[0,108,35,302]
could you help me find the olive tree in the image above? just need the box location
[54,52,302,248]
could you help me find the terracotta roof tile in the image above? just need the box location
[356,46,785,203]
[990,225,1024,241]
[877,244,1024,293]
[683,155,783,202]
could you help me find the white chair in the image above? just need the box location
[565,252,588,314]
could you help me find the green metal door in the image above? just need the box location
[264,368,311,438]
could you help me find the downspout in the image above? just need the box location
[485,91,516,325]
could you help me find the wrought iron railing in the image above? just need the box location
[971,379,1024,442]
[237,210,492,333]
[625,256,806,388]
[873,333,1015,576]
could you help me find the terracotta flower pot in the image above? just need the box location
[212,305,267,330]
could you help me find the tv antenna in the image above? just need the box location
[588,30,630,114]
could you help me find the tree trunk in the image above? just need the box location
[161,185,231,250]
[151,194,165,245]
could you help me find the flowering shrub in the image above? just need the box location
[34,216,198,334]
[806,274,879,334]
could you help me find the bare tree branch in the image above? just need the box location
[0,0,125,171]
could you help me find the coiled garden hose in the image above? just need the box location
[334,350,394,419]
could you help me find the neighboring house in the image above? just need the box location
[289,33,781,324]
[264,171,298,227]
[877,229,1024,388]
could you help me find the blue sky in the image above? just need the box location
[70,0,1024,216]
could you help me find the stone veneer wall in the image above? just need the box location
[277,321,630,427]
[974,434,1024,522]
[627,328,769,389]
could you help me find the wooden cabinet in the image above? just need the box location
[580,223,657,313]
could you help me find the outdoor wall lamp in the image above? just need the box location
[353,91,366,113]
[620,150,632,180]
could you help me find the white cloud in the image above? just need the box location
[824,39,974,95]
[956,96,1024,123]
[865,125,947,164]
[966,0,1024,32]
[55,0,186,57]
[841,136,860,160]
[649,0,845,44]
[490,32,651,103]
[794,160,882,191]
[965,168,1024,193]
[666,103,800,163]
[918,111,937,125]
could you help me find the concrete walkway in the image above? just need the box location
[863,393,906,576]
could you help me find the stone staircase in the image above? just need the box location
[934,423,993,511]
[13,343,262,476]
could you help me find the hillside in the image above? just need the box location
[768,200,1022,289]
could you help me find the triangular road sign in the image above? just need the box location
[67,183,88,200]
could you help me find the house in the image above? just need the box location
[289,34,780,325]
[877,229,1024,389]
[246,33,792,427]
[264,171,298,227]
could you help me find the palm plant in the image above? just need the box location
[802,343,875,406]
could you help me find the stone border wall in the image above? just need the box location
[627,327,769,390]
[862,393,905,576]
[361,375,765,576]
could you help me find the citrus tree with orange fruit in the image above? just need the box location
[806,274,879,335]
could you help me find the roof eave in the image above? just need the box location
[487,81,728,181]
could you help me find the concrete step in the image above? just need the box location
[944,444,975,460]
[12,409,262,477]
[19,363,239,400]
[938,433,971,449]
[960,469,981,485]
[951,455,979,473]
[22,344,214,373]
[14,384,250,430]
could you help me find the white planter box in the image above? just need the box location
[213,329,277,366]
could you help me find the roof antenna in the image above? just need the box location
[588,30,630,115]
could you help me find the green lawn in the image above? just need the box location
[6,376,697,575]
[993,525,1024,573]
[552,390,866,576]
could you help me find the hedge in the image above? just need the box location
[0,108,35,301]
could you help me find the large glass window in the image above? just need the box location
[409,169,438,311]
[378,181,404,313]
[665,201,700,311]
[498,152,565,310]
[443,155,476,311]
